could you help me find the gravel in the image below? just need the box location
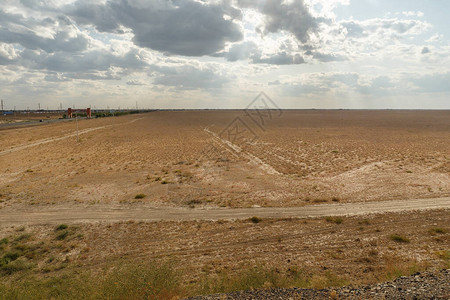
[188,269,449,300]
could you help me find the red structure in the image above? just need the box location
[68,108,91,118]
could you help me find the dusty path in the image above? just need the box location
[0,197,448,225]
[0,117,143,156]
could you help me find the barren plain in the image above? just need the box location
[0,110,449,298]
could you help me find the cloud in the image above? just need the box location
[238,0,318,43]
[401,11,424,17]
[0,10,90,53]
[152,63,230,90]
[251,51,305,65]
[310,51,346,62]
[421,47,430,54]
[67,0,243,56]
[11,47,148,81]
[222,41,257,62]
[126,79,146,86]
[278,72,400,97]
[410,72,450,93]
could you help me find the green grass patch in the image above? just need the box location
[0,261,181,299]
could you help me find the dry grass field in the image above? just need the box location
[0,110,449,298]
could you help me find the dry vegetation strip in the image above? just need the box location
[0,210,448,299]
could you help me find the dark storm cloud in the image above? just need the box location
[10,47,148,82]
[237,0,318,43]
[67,0,243,56]
[0,9,89,53]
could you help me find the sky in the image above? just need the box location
[0,0,449,110]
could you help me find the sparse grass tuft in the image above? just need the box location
[358,219,370,225]
[429,228,447,235]
[15,234,31,242]
[0,258,32,275]
[134,193,146,199]
[56,230,69,241]
[389,234,410,243]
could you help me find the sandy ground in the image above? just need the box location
[0,110,449,209]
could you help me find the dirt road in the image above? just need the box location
[0,197,448,225]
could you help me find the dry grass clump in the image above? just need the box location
[325,217,344,224]
[389,234,410,243]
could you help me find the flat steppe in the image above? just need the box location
[1,110,449,208]
[0,110,448,298]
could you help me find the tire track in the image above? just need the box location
[204,128,280,175]
[0,118,143,156]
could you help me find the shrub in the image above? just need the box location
[134,194,146,199]
[249,216,262,224]
[325,217,343,224]
[55,224,68,231]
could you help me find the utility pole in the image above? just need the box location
[38,103,41,111]
[0,99,3,112]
